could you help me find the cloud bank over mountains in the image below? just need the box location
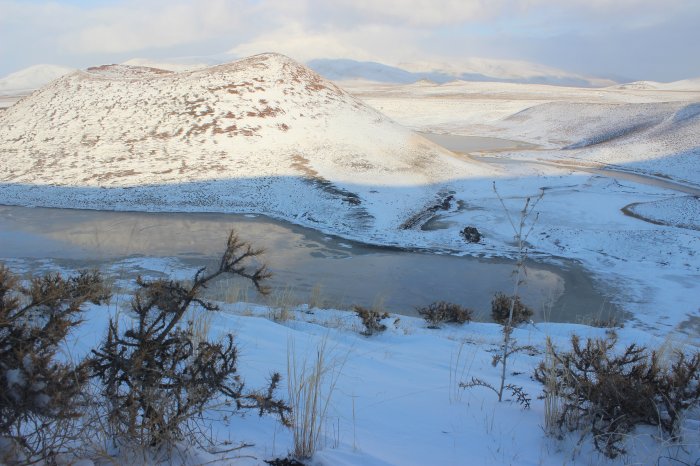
[1,0,698,81]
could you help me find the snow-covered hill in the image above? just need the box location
[612,78,700,91]
[660,77,700,91]
[0,53,478,241]
[0,64,75,95]
[479,100,700,185]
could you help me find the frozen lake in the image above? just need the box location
[0,205,618,323]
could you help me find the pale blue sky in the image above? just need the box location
[1,0,699,81]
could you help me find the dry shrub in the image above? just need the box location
[0,265,110,462]
[417,301,472,328]
[534,335,700,458]
[491,292,533,325]
[287,337,343,459]
[353,306,389,336]
[90,231,290,447]
[541,337,564,435]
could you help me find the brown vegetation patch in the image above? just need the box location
[86,64,118,72]
[91,169,140,182]
[212,122,260,137]
[149,129,172,140]
[80,135,100,147]
[86,64,173,78]
[185,122,215,137]
[246,105,284,118]
[208,81,254,95]
[282,62,343,96]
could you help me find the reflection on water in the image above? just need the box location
[0,205,617,322]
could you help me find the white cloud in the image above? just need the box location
[0,0,257,56]
[230,26,373,62]
[229,22,423,63]
[60,0,253,54]
[313,0,508,26]
[284,0,692,28]
[0,0,698,80]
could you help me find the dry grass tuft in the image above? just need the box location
[287,337,345,459]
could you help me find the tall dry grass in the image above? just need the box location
[286,336,345,458]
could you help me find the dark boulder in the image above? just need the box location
[461,226,482,243]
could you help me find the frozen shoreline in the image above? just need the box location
[0,204,622,323]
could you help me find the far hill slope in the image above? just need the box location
[0,53,480,240]
[472,100,700,186]
[0,64,75,95]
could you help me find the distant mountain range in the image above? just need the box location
[307,58,615,87]
[3,56,700,98]
[0,55,616,94]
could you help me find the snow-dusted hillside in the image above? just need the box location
[659,77,700,91]
[476,101,700,185]
[0,64,75,95]
[0,53,478,239]
[348,79,700,186]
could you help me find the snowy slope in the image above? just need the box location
[59,292,696,466]
[0,53,481,240]
[0,64,75,95]
[483,101,700,185]
[659,77,700,91]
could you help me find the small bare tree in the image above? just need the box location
[90,231,290,448]
[0,265,110,463]
[462,183,543,405]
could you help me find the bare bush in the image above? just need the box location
[491,292,533,325]
[90,231,290,447]
[417,301,472,328]
[353,306,389,336]
[534,335,700,458]
[0,265,109,463]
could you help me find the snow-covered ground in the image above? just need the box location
[62,294,698,466]
[1,54,700,464]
